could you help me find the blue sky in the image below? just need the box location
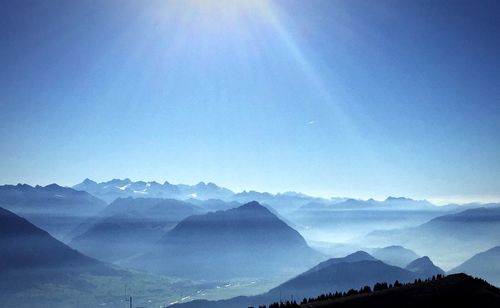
[1,0,499,202]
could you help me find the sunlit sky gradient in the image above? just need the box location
[1,0,499,202]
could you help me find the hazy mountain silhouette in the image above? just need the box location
[68,197,204,262]
[450,246,500,287]
[185,198,241,212]
[383,196,436,210]
[289,198,452,245]
[298,198,378,211]
[373,245,420,267]
[371,206,500,241]
[367,206,500,268]
[0,206,113,293]
[298,197,436,212]
[232,191,327,213]
[129,201,323,280]
[73,178,234,203]
[405,256,445,278]
[169,251,444,308]
[0,184,106,240]
[263,253,417,301]
[0,206,213,308]
[303,251,376,273]
[302,273,500,308]
[74,178,329,213]
[99,196,203,217]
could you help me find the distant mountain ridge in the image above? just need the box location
[405,256,445,278]
[0,183,107,240]
[68,197,207,262]
[73,178,235,203]
[450,246,500,287]
[0,206,113,292]
[303,251,376,274]
[129,201,323,280]
[373,245,420,267]
[73,179,448,214]
[170,251,445,308]
[73,178,337,213]
[264,253,419,302]
[298,197,437,212]
[0,206,215,308]
[366,206,500,269]
[0,183,105,214]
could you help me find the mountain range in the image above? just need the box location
[0,183,107,240]
[298,197,436,212]
[2,179,500,307]
[405,256,445,278]
[366,206,500,269]
[68,197,240,263]
[264,251,417,301]
[0,205,239,308]
[128,201,323,280]
[73,178,235,203]
[372,246,420,268]
[450,246,500,287]
[0,206,113,293]
[72,179,344,212]
[170,251,445,308]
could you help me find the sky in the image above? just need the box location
[1,0,499,203]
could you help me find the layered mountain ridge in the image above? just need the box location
[128,201,323,280]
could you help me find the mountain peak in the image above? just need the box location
[346,250,376,261]
[407,256,432,267]
[109,178,131,184]
[384,245,406,250]
[137,199,318,280]
[44,183,64,190]
[306,250,376,274]
[385,196,412,202]
[373,245,420,268]
[238,200,267,211]
[405,256,445,276]
[0,206,101,270]
[15,183,32,190]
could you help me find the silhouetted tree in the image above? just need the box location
[374,282,388,291]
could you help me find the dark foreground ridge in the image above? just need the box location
[262,273,500,308]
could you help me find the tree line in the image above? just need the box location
[253,274,445,308]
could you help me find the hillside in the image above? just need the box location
[73,178,235,203]
[73,178,327,213]
[169,252,445,308]
[0,206,112,292]
[129,201,322,280]
[405,256,445,278]
[68,198,238,262]
[0,184,106,240]
[265,257,417,301]
[372,245,420,267]
[366,206,500,268]
[301,273,500,308]
[0,206,238,308]
[450,246,500,287]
